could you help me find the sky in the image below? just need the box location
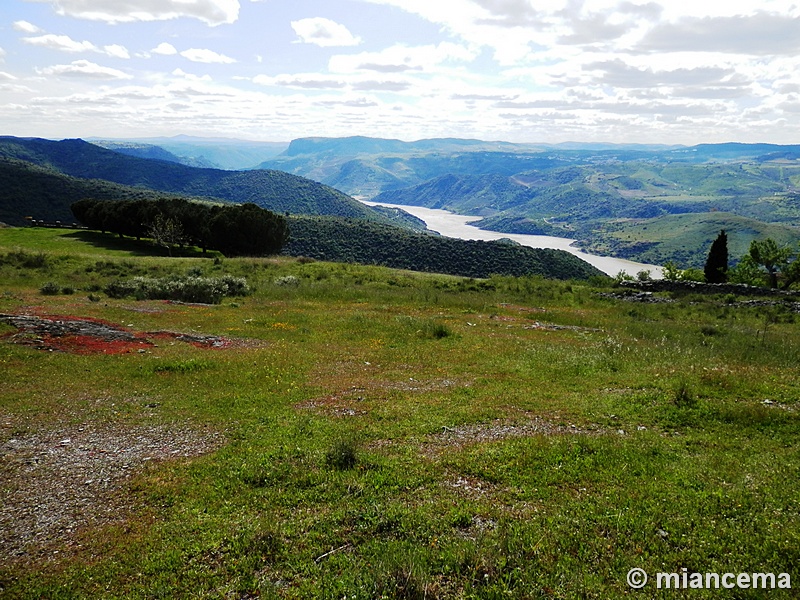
[2,0,800,145]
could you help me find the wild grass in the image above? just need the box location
[0,227,798,598]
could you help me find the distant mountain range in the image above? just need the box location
[258,136,800,199]
[89,135,288,170]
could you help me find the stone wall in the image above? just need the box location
[620,280,800,298]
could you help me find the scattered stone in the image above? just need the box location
[0,420,222,564]
[0,313,262,354]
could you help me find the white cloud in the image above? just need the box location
[37,59,132,80]
[352,80,410,92]
[151,43,178,56]
[253,74,347,89]
[6,0,800,144]
[172,68,213,82]
[37,0,240,26]
[23,34,97,53]
[180,48,237,64]
[13,20,43,34]
[329,43,477,74]
[103,44,131,59]
[290,17,362,47]
[22,33,131,58]
[636,13,800,55]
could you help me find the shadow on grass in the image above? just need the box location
[62,230,221,259]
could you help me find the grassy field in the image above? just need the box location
[0,228,798,598]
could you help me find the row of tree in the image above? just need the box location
[71,198,288,256]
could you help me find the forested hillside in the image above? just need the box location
[284,216,602,280]
[0,137,376,220]
[73,198,288,257]
[0,159,199,226]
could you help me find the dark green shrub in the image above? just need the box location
[426,322,452,339]
[325,438,358,470]
[2,249,50,269]
[39,281,60,295]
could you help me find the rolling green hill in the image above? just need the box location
[7,134,800,270]
[283,216,602,280]
[0,158,205,227]
[258,136,561,197]
[0,136,376,220]
[368,156,800,266]
[254,135,800,267]
[2,225,799,598]
[0,151,599,280]
[580,212,800,268]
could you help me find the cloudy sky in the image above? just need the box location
[2,0,800,144]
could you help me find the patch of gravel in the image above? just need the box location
[366,415,603,458]
[295,378,471,417]
[0,420,222,564]
[420,416,602,457]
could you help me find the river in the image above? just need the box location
[362,201,663,278]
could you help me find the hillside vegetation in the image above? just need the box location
[9,134,800,270]
[0,137,376,221]
[0,158,205,227]
[1,142,599,280]
[260,136,800,267]
[284,216,602,280]
[0,227,797,598]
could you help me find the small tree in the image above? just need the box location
[148,213,185,256]
[662,261,682,281]
[748,238,792,288]
[728,255,764,286]
[704,230,728,283]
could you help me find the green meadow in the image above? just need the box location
[0,227,798,598]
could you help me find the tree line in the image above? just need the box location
[71,198,288,257]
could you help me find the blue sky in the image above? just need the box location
[2,0,800,144]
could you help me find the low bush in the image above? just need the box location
[104,275,249,304]
[274,275,300,286]
[1,249,50,269]
[39,281,60,295]
[325,438,359,470]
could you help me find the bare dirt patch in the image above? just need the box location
[0,419,222,565]
[294,389,369,418]
[295,378,470,417]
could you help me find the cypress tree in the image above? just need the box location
[704,230,728,283]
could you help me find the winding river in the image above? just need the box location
[363,201,663,278]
